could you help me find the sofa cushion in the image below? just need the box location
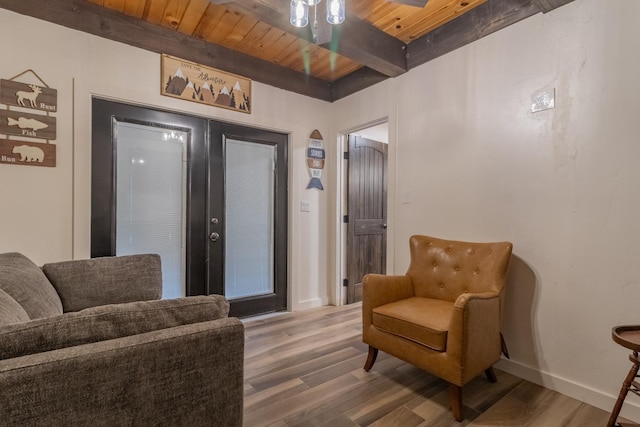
[0,295,230,361]
[372,296,453,352]
[0,288,30,327]
[0,253,63,320]
[43,254,162,312]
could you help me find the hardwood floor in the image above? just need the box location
[242,303,617,426]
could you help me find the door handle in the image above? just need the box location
[209,232,220,242]
[382,224,387,229]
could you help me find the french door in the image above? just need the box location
[208,123,287,317]
[91,98,287,317]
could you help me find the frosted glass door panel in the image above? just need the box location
[225,139,275,299]
[115,122,186,299]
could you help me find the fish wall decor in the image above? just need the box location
[306,130,325,190]
[0,110,56,140]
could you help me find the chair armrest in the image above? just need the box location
[453,291,498,309]
[43,254,162,312]
[362,274,414,331]
[0,317,244,426]
[448,292,502,382]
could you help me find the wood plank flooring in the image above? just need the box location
[242,303,618,426]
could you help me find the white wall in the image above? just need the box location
[333,0,640,421]
[0,9,333,311]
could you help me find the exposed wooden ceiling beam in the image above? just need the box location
[0,0,333,101]
[385,0,429,6]
[330,67,388,101]
[328,15,407,77]
[227,0,407,77]
[406,0,574,69]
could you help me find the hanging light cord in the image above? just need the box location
[312,4,318,43]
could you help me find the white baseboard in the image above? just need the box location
[496,358,640,423]
[293,297,327,311]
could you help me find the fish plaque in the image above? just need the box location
[306,130,325,190]
[0,139,56,167]
[0,79,57,112]
[0,110,56,140]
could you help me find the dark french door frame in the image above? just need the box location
[208,122,288,317]
[91,98,208,296]
[91,98,288,317]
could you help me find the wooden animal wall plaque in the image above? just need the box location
[0,70,58,168]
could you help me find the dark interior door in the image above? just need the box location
[209,122,288,317]
[346,135,388,303]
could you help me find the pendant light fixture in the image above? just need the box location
[290,0,345,29]
[290,0,309,28]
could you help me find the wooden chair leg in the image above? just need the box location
[449,384,463,422]
[363,346,378,371]
[485,366,498,383]
[607,352,640,427]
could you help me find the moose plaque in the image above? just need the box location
[0,80,57,112]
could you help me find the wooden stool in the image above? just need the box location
[608,325,640,427]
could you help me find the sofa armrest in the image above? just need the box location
[42,254,162,312]
[0,295,229,361]
[362,274,414,332]
[448,292,502,383]
[0,317,244,426]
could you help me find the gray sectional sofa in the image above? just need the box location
[0,252,244,426]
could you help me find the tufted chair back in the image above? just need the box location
[406,235,513,303]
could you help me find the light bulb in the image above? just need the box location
[290,0,309,28]
[326,0,345,25]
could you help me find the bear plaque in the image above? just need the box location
[0,139,55,167]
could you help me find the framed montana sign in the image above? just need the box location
[161,54,251,114]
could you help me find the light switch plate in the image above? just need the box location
[402,189,412,205]
[300,200,310,212]
[532,87,555,113]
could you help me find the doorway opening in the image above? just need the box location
[339,120,389,305]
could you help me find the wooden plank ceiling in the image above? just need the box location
[0,0,574,101]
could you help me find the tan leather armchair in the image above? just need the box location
[362,235,513,421]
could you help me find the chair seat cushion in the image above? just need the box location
[372,297,453,351]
